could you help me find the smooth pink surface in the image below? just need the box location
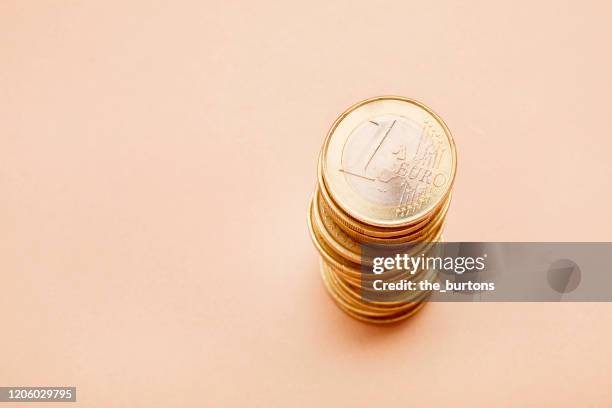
[1,1,611,407]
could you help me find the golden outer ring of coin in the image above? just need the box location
[315,187,447,266]
[318,155,439,237]
[320,261,429,324]
[317,158,452,239]
[318,184,451,248]
[319,95,457,228]
[316,185,447,256]
[317,175,451,242]
[318,156,451,239]
[320,189,449,244]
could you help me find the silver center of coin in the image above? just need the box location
[340,115,447,207]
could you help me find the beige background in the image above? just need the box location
[1,1,611,407]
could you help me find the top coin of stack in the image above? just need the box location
[308,96,457,324]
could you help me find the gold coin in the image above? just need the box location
[325,259,435,307]
[309,194,441,286]
[318,158,451,239]
[325,264,421,317]
[319,96,457,228]
[307,194,362,280]
[320,260,429,324]
[309,96,455,324]
[318,184,452,245]
[312,187,362,264]
[311,194,443,298]
[315,186,447,266]
[311,195,426,291]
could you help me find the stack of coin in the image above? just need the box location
[308,96,457,324]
